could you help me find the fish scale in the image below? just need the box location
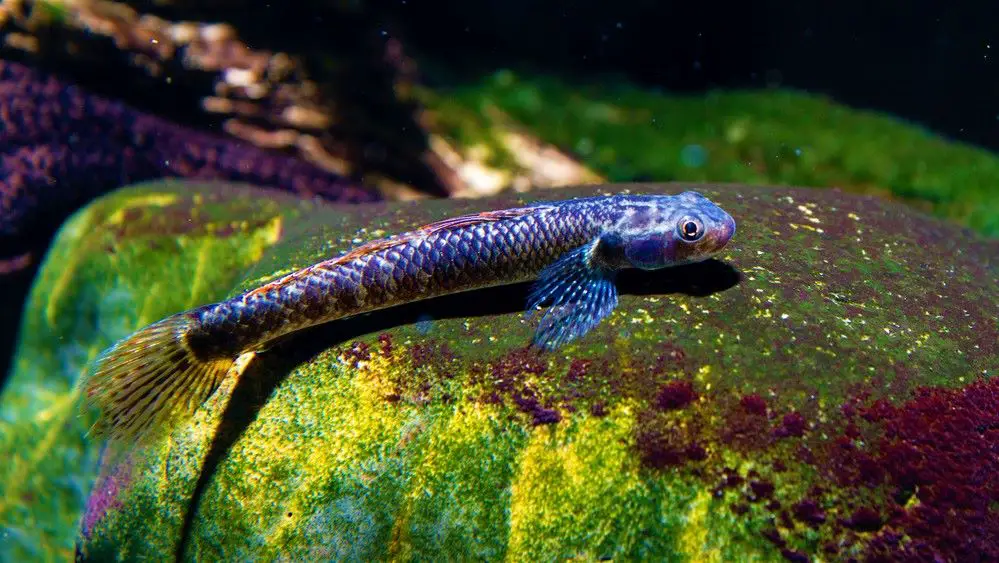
[82,192,736,446]
[194,207,590,355]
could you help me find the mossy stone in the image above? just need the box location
[65,182,999,560]
[0,181,314,562]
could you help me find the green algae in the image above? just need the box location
[67,182,999,560]
[0,181,313,562]
[421,71,999,237]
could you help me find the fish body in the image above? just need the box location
[83,192,736,446]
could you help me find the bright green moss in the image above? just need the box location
[421,70,999,236]
[0,181,312,562]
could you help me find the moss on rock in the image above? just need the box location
[0,181,314,561]
[60,181,999,560]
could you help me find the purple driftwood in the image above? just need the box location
[0,60,381,263]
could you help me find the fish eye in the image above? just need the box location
[677,216,704,242]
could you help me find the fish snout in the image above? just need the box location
[711,214,737,251]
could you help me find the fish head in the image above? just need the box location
[618,191,736,270]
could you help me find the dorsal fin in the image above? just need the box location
[243,205,549,299]
[415,206,545,233]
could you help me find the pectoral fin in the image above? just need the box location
[526,238,619,350]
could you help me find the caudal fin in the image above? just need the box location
[81,312,234,447]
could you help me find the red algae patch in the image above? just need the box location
[655,380,698,411]
[739,393,769,416]
[775,411,807,438]
[859,378,999,561]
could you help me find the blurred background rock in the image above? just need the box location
[387,0,998,153]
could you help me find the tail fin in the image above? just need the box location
[81,312,235,447]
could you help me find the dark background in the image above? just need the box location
[376,0,998,152]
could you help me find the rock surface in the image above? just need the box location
[0,181,318,561]
[5,180,998,560]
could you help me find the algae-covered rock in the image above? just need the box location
[0,181,318,561]
[20,181,999,560]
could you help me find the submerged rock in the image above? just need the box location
[0,181,318,561]
[8,180,999,560]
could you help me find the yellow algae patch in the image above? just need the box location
[250,215,285,250]
[787,222,824,234]
[221,215,285,273]
[304,357,409,470]
[694,364,713,385]
[677,489,721,562]
[349,350,404,405]
[104,193,180,225]
[196,349,421,558]
[397,404,499,504]
[630,308,655,325]
[386,404,521,560]
[507,403,654,558]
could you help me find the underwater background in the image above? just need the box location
[0,1,996,560]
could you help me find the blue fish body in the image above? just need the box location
[83,191,736,445]
[525,192,736,348]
